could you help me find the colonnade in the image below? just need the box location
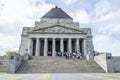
[28,38,87,56]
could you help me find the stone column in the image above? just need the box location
[83,38,87,56]
[68,38,72,53]
[60,38,64,55]
[52,38,55,56]
[35,38,40,56]
[44,38,48,56]
[28,38,33,55]
[76,38,80,53]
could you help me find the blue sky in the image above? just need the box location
[0,0,120,56]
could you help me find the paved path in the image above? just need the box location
[0,73,120,80]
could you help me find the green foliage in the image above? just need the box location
[3,50,16,57]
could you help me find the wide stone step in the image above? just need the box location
[31,56,64,60]
[17,57,105,73]
[23,59,90,66]
[0,66,7,72]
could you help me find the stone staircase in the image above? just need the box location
[0,60,7,72]
[0,64,7,72]
[17,56,105,73]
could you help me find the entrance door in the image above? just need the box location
[40,40,44,56]
[48,40,52,56]
[32,39,36,56]
[72,39,76,53]
[64,40,68,52]
[56,40,60,53]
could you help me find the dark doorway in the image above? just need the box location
[64,40,68,52]
[56,39,60,52]
[40,40,44,56]
[48,40,52,56]
[80,39,84,56]
[32,39,36,56]
[72,39,76,53]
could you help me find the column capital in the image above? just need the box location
[36,38,39,40]
[76,38,80,40]
[60,38,64,40]
[45,38,48,39]
[52,38,56,40]
[29,37,32,39]
[84,38,87,40]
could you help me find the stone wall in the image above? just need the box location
[0,56,8,72]
[94,53,114,73]
[112,57,120,72]
[7,53,23,73]
[86,37,94,54]
[19,37,29,55]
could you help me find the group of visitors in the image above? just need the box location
[54,51,83,60]
[65,52,83,60]
[48,51,83,60]
[56,51,62,57]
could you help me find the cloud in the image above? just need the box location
[0,0,53,27]
[0,0,54,36]
[92,1,120,35]
[0,33,20,55]
[93,10,120,23]
[0,0,54,54]
[61,0,77,5]
[93,34,120,56]
[91,0,120,56]
[99,24,120,35]
[0,1,4,15]
[71,9,91,24]
[94,0,111,17]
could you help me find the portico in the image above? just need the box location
[29,37,85,56]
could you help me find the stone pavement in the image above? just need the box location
[0,73,120,80]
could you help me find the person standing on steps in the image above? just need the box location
[72,52,77,58]
[58,51,62,57]
[77,52,82,60]
[55,51,57,56]
[79,52,82,60]
[65,52,69,59]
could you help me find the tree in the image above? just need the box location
[3,50,16,57]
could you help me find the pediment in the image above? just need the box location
[29,25,86,34]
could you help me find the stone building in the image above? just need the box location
[19,6,94,57]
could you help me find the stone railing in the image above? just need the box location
[7,53,23,73]
[0,53,31,73]
[94,53,114,73]
[86,52,94,61]
[23,53,31,60]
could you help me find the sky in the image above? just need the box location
[0,0,120,56]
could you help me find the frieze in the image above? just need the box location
[28,25,86,34]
